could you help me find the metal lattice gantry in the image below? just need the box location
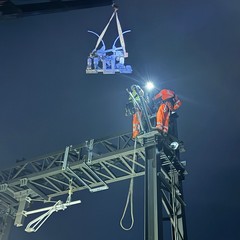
[0,132,148,228]
[0,132,146,201]
[0,130,188,240]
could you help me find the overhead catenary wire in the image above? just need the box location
[120,138,137,231]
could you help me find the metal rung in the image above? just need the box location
[89,185,109,193]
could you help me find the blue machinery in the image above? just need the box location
[0,1,132,74]
[86,4,132,74]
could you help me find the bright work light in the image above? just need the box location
[145,81,154,90]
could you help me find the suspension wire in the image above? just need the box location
[120,138,137,230]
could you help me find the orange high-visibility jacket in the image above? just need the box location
[154,89,175,101]
[154,89,182,110]
[154,89,182,133]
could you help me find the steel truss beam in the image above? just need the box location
[158,149,187,240]
[0,133,146,201]
[0,132,147,226]
[0,131,187,240]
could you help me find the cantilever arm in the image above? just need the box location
[24,200,81,233]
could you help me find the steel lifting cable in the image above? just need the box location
[120,138,137,231]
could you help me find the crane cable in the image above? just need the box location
[120,138,137,230]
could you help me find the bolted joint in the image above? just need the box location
[20,178,28,187]
[0,183,8,192]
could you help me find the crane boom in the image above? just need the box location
[0,0,112,19]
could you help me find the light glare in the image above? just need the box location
[145,81,154,90]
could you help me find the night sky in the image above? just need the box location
[1,0,240,239]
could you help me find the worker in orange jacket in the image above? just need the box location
[153,89,182,135]
[126,85,144,139]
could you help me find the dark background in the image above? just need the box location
[0,0,240,239]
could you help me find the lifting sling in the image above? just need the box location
[86,4,132,74]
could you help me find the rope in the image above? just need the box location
[120,138,137,231]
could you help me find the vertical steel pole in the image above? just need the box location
[144,137,163,240]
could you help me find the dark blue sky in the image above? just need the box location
[0,0,240,239]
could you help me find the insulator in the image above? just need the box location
[87,57,92,69]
